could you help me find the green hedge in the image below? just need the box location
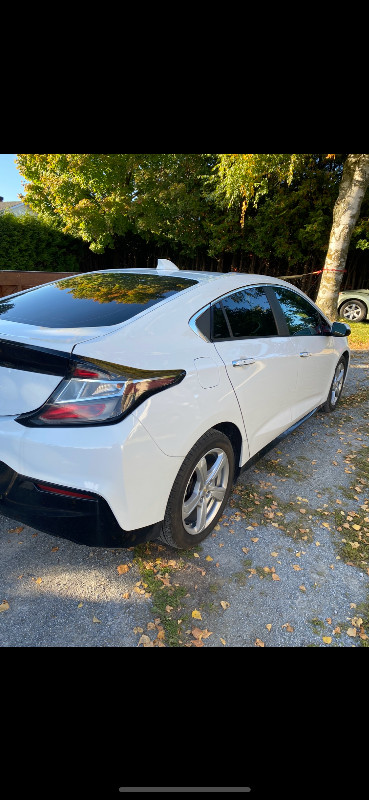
[0,212,85,272]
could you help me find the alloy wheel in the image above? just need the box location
[182,448,230,535]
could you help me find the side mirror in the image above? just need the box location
[331,321,351,337]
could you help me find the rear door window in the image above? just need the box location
[0,272,198,328]
[212,286,278,339]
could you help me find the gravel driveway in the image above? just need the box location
[1,349,368,647]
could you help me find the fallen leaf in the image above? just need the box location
[138,635,153,647]
[271,552,278,557]
[205,556,213,562]
[165,605,173,613]
[272,573,280,581]
[122,592,130,599]
[8,526,23,533]
[220,638,226,646]
[35,578,42,585]
[191,638,204,647]
[117,564,130,574]
[293,565,302,571]
[193,553,200,558]
[51,546,59,552]
[77,602,83,609]
[251,537,259,542]
[299,585,306,592]
[242,547,249,554]
[92,616,101,624]
[322,636,332,644]
[192,609,202,619]
[255,638,265,647]
[157,629,165,640]
[0,601,10,613]
[192,627,212,640]
[346,627,357,637]
[220,601,230,609]
[266,624,272,631]
[282,623,294,632]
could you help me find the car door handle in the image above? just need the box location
[300,352,312,357]
[232,358,256,367]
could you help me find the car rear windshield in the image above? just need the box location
[0,272,198,328]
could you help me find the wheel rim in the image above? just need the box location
[343,303,363,321]
[331,363,345,406]
[182,448,230,535]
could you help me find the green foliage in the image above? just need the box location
[14,153,369,282]
[0,211,85,272]
[57,272,192,305]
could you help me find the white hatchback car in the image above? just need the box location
[0,260,350,549]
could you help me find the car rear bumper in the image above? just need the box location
[0,460,163,547]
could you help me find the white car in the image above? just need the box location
[0,260,350,549]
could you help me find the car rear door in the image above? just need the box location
[211,285,297,458]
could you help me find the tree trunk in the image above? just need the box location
[315,154,369,320]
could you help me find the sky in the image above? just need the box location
[0,154,26,201]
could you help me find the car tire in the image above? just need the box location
[159,428,235,549]
[339,299,367,322]
[321,357,347,413]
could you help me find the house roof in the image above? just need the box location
[0,201,24,213]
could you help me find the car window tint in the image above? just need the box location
[273,287,330,336]
[220,287,278,338]
[212,302,230,339]
[0,273,198,328]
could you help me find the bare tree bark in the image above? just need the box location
[315,154,369,320]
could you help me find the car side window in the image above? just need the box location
[272,287,331,336]
[212,286,278,340]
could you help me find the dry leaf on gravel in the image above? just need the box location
[117,564,130,574]
[138,635,153,647]
[191,627,213,640]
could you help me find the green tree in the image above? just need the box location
[214,153,369,319]
[16,154,219,258]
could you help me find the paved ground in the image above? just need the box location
[1,349,368,647]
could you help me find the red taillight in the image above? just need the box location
[39,402,107,421]
[72,368,101,379]
[16,356,186,427]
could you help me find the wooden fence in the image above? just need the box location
[0,270,78,298]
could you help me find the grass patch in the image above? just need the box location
[133,542,189,647]
[308,617,325,634]
[346,321,369,350]
[254,456,306,481]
